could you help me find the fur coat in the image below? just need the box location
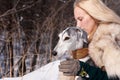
[89,23,120,78]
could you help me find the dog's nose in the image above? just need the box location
[52,51,57,56]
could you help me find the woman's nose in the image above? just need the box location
[76,21,82,27]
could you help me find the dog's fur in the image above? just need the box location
[89,23,120,79]
[53,27,88,59]
[53,27,89,80]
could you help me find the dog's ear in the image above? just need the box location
[82,30,88,43]
[76,28,88,43]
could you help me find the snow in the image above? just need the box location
[0,60,61,80]
[0,57,90,80]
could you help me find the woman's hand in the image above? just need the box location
[59,59,80,76]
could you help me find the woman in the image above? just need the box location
[59,0,120,80]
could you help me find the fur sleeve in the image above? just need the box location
[89,23,120,77]
[90,34,120,77]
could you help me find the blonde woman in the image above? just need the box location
[59,0,120,80]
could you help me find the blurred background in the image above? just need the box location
[0,0,120,78]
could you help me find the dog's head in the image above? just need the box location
[52,27,88,59]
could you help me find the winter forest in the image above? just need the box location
[0,0,120,78]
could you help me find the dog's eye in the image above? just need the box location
[64,37,70,41]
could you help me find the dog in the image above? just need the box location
[52,27,88,59]
[52,27,90,80]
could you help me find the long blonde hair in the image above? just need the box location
[74,0,120,24]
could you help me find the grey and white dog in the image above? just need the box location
[52,27,88,60]
[52,27,90,80]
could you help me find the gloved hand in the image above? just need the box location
[59,59,80,76]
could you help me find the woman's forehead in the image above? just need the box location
[74,6,87,16]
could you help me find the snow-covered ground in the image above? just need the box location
[0,56,90,80]
[0,60,61,80]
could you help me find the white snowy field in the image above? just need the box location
[0,60,61,80]
[0,56,90,80]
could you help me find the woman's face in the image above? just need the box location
[74,6,97,35]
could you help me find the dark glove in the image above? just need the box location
[59,59,80,76]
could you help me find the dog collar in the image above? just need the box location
[72,48,88,59]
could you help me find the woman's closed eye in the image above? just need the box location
[78,17,83,21]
